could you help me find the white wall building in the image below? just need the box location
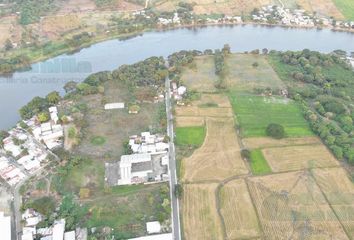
[118,153,153,185]
[0,212,11,240]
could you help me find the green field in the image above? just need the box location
[229,93,313,137]
[176,126,206,146]
[249,149,272,175]
[333,0,354,20]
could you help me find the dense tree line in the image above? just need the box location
[112,56,168,88]
[19,91,60,119]
[270,49,354,164]
[0,55,31,73]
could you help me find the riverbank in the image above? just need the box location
[1,20,354,76]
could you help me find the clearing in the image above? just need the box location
[180,55,217,93]
[312,167,354,237]
[225,54,285,91]
[262,144,339,172]
[247,171,350,240]
[229,93,313,137]
[182,183,223,240]
[220,179,261,239]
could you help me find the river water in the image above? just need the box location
[1,24,354,129]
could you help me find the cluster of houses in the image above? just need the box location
[25,106,64,150]
[0,128,49,186]
[106,132,169,186]
[171,82,187,105]
[252,5,354,29]
[158,12,181,25]
[21,210,87,240]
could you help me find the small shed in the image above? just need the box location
[104,102,125,110]
[146,221,161,234]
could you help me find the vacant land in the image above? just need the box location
[180,55,217,92]
[243,136,320,149]
[220,179,261,239]
[312,167,354,237]
[226,54,285,91]
[176,126,206,146]
[248,171,350,240]
[183,183,223,240]
[229,93,313,137]
[249,149,272,175]
[262,144,339,172]
[182,117,248,182]
[176,116,205,127]
[332,0,354,20]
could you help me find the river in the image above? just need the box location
[1,24,354,129]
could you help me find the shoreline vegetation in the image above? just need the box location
[1,20,354,76]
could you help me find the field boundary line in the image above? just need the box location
[309,169,353,240]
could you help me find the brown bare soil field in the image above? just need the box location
[183,183,224,240]
[0,15,22,48]
[58,0,97,13]
[176,116,205,127]
[298,0,344,19]
[225,54,285,91]
[262,144,339,172]
[243,136,321,149]
[312,167,354,237]
[194,93,232,108]
[220,179,261,239]
[156,0,272,15]
[42,15,81,39]
[182,117,248,182]
[247,171,350,240]
[180,55,217,92]
[176,106,233,118]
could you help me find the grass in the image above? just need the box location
[176,126,206,146]
[198,102,219,108]
[333,0,354,20]
[249,149,271,175]
[229,93,314,137]
[84,183,171,238]
[90,136,106,146]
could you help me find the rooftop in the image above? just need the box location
[131,161,153,173]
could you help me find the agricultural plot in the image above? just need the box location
[225,54,285,91]
[195,93,232,108]
[175,126,206,146]
[247,171,350,240]
[180,56,218,92]
[176,116,205,127]
[182,117,248,182]
[262,144,339,172]
[220,179,261,239]
[175,106,233,118]
[332,0,354,20]
[312,167,354,237]
[183,183,224,240]
[243,136,320,149]
[249,149,272,175]
[229,93,313,137]
[304,0,344,19]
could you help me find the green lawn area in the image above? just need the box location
[333,0,354,20]
[90,136,106,146]
[175,126,206,146]
[229,93,313,137]
[249,149,272,175]
[84,183,171,239]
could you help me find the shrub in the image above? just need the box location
[266,123,285,139]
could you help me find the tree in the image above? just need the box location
[4,39,13,51]
[222,44,231,55]
[266,123,285,139]
[46,91,60,105]
[252,62,259,68]
[64,81,78,93]
[38,112,50,123]
[175,183,183,199]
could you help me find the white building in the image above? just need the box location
[52,219,65,240]
[146,221,161,234]
[129,233,173,240]
[118,153,153,185]
[104,102,125,110]
[0,212,11,240]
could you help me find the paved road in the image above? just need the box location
[165,70,182,240]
